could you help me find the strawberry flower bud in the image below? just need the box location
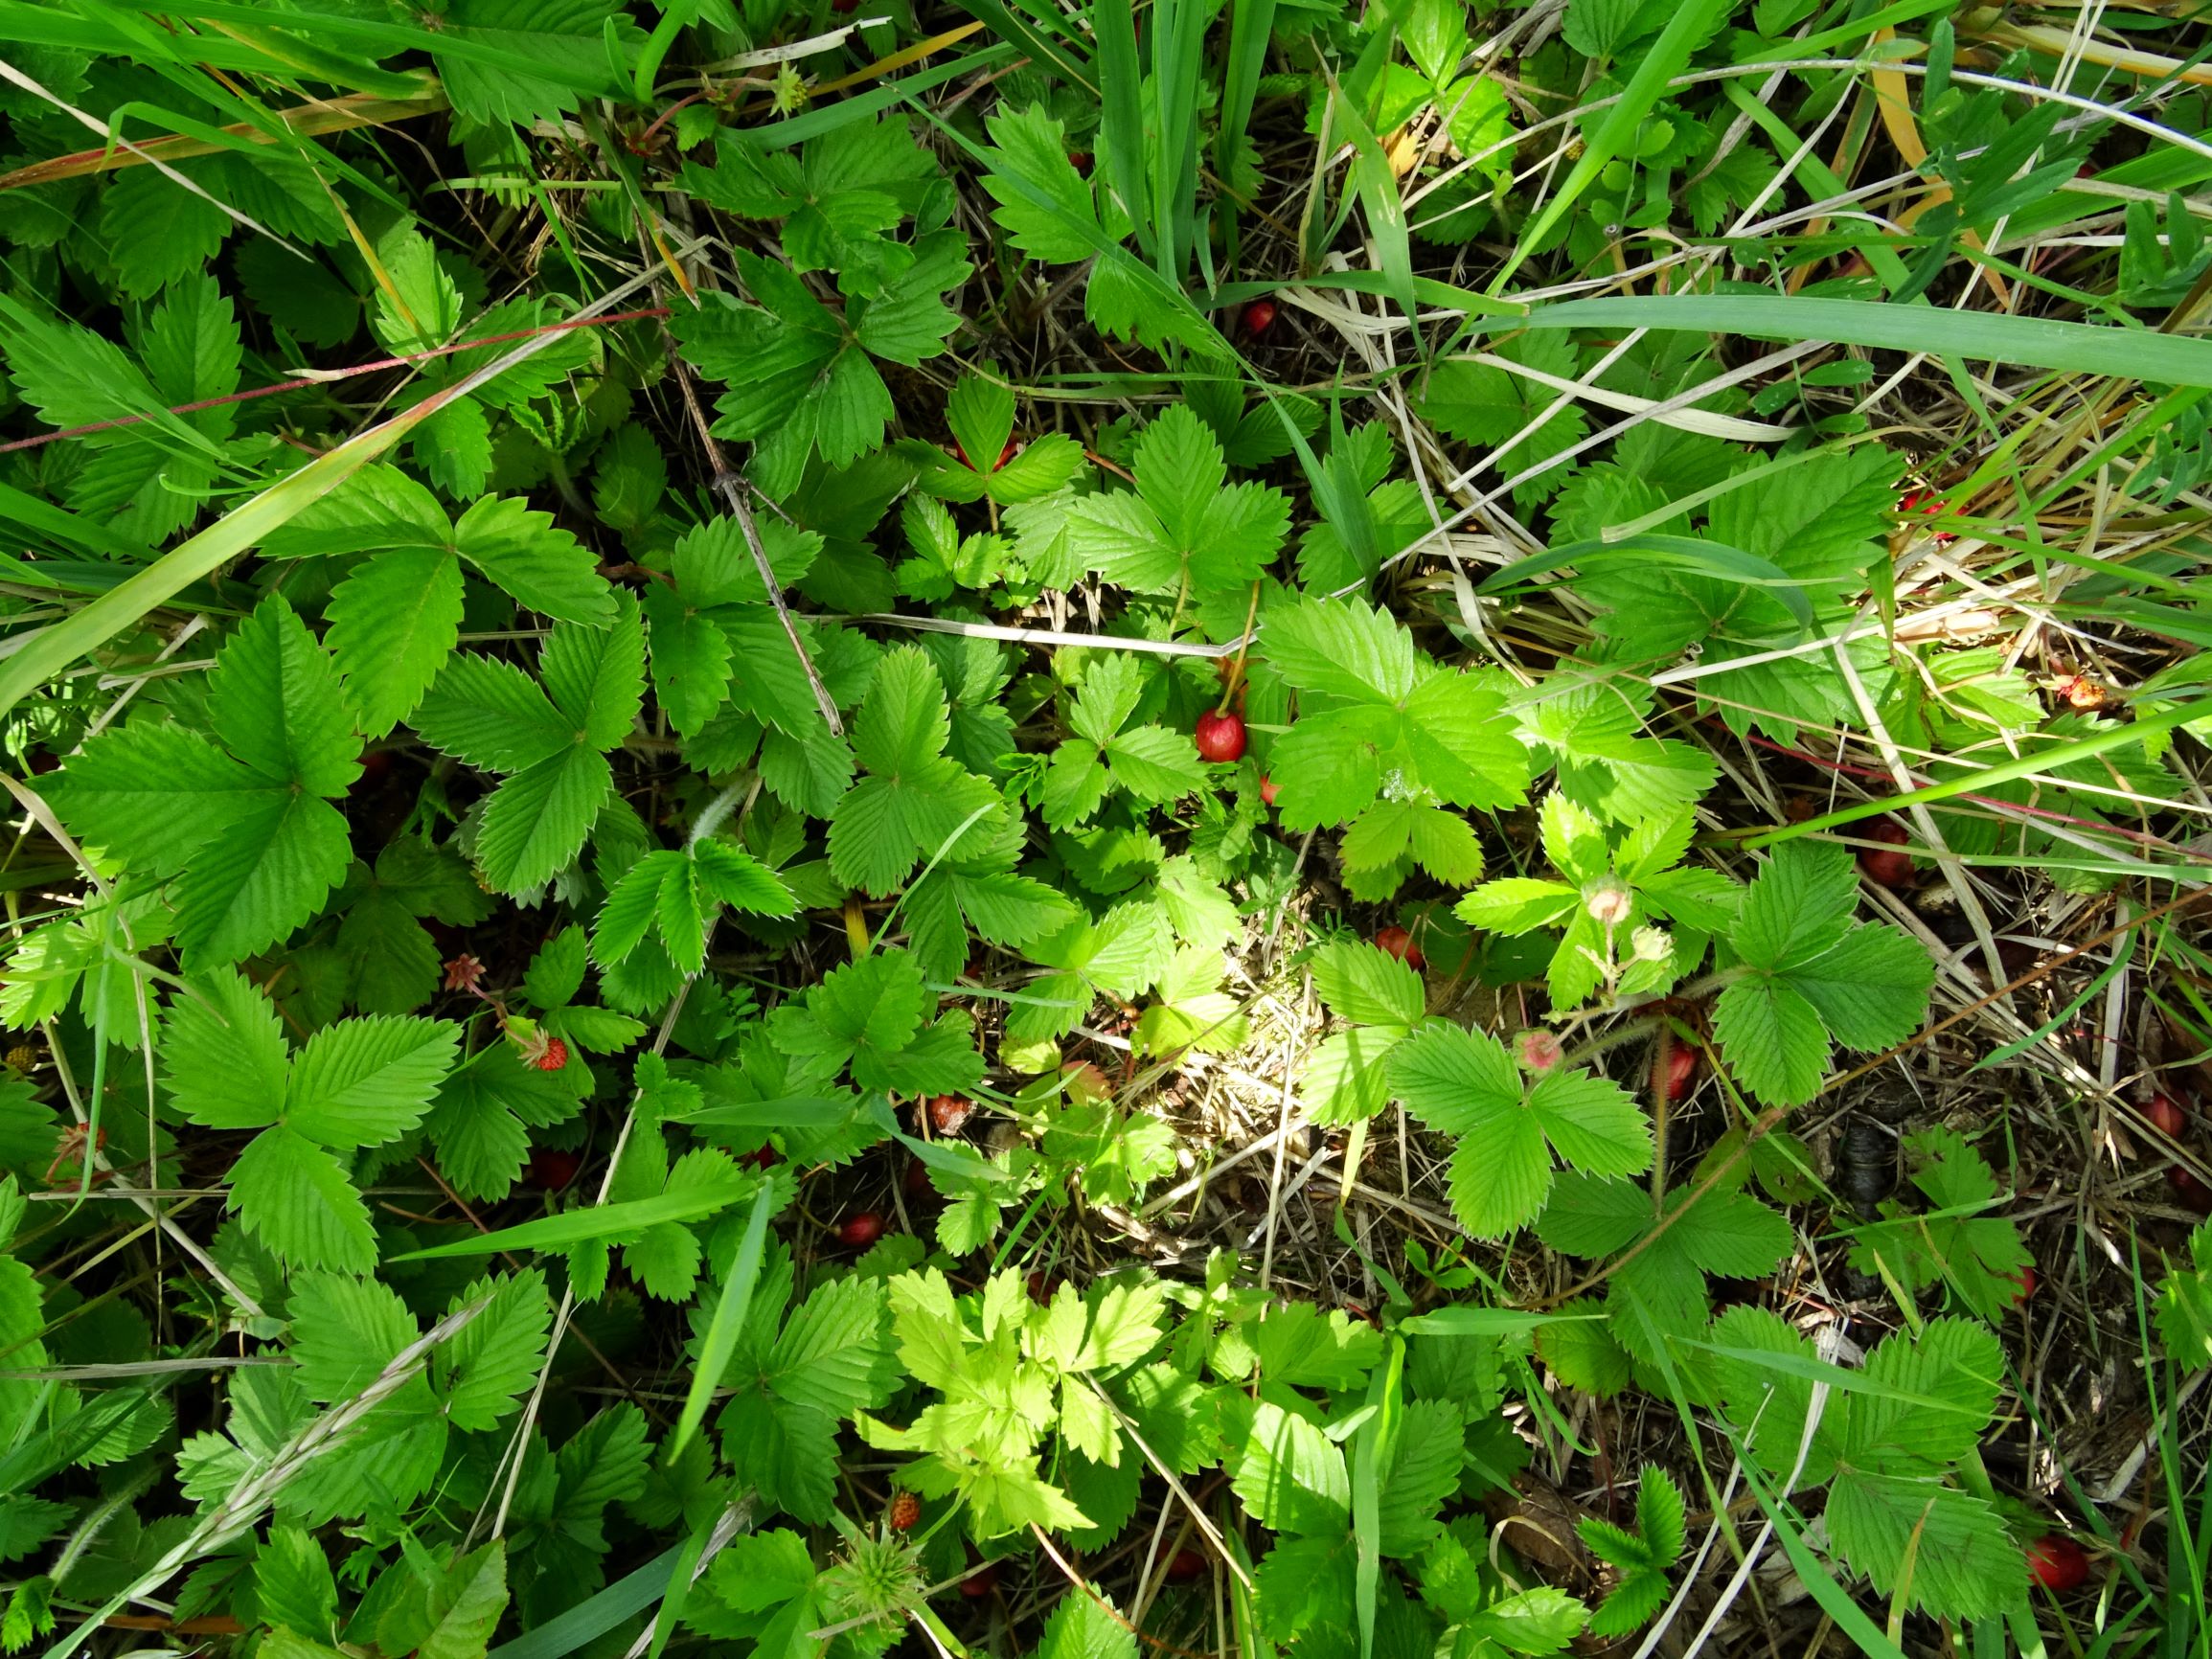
[1631,925,1672,963]
[1515,1029,1564,1074]
[1585,878,1632,927]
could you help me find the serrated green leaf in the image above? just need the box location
[327,548,465,737]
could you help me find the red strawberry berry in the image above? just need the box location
[1858,818,1914,888]
[927,1094,973,1135]
[889,1491,922,1533]
[958,1562,997,1598]
[2026,1534,2087,1591]
[1375,926,1425,971]
[1243,298,1278,337]
[2144,1094,2188,1138]
[1195,710,1247,762]
[904,1155,930,1195]
[1165,1548,1206,1582]
[535,1036,569,1072]
[2171,1165,2212,1211]
[838,1211,885,1248]
[2011,1263,2038,1305]
[528,1148,582,1190]
[1655,1045,1699,1102]
[1259,773,1279,807]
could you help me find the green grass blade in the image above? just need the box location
[1745,696,2212,849]
[1489,0,1734,294]
[1092,0,1155,263]
[1510,293,2212,388]
[0,263,672,720]
[950,0,1093,92]
[482,1546,684,1659]
[387,1183,753,1261]
[668,1185,773,1462]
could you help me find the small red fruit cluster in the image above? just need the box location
[1195,710,1246,762]
[888,1491,921,1533]
[534,1036,569,1072]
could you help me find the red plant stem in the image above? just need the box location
[0,307,672,454]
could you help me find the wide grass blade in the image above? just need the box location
[1508,293,2212,388]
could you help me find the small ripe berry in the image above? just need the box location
[740,1144,781,1170]
[2144,1094,2188,1138]
[2025,1534,2087,1592]
[1900,489,1960,544]
[2011,1263,2038,1306]
[1069,151,1093,175]
[528,1148,582,1191]
[838,1211,885,1248]
[1655,1045,1699,1102]
[889,1491,921,1533]
[2171,1165,2212,1211]
[927,1094,973,1135]
[1858,818,1914,888]
[1195,710,1247,762]
[535,1036,570,1072]
[1243,298,1278,337]
[958,1562,997,1598]
[904,1156,930,1195]
[1374,925,1425,971]
[1165,1549,1206,1583]
[1259,774,1279,807]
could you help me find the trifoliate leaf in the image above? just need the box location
[1389,1024,1652,1237]
[1717,843,1933,1105]
[828,648,1003,897]
[1068,406,1290,597]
